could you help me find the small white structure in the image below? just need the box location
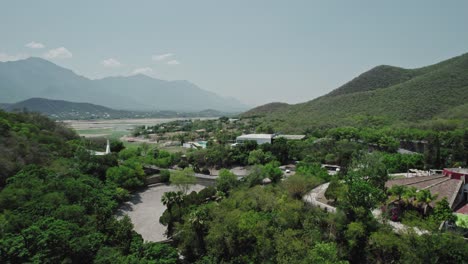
[236,134,274,145]
[93,139,111,156]
[105,139,111,154]
[183,142,206,149]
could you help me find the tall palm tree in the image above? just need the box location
[388,185,407,203]
[161,191,178,236]
[188,209,207,255]
[402,187,418,208]
[161,191,177,213]
[173,191,184,210]
[416,189,438,216]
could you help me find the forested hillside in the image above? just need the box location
[0,110,179,263]
[243,53,468,133]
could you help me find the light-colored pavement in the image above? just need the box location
[303,182,336,213]
[118,184,206,242]
[304,182,429,235]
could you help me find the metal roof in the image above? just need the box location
[274,134,306,140]
[236,134,274,140]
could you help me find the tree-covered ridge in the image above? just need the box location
[0,110,179,263]
[242,52,468,132]
[0,110,77,186]
[241,102,290,118]
[326,65,419,97]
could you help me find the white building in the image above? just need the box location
[236,134,274,145]
[92,139,111,156]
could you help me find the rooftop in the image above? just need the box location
[386,175,463,207]
[237,134,274,139]
[274,134,306,140]
[445,168,468,174]
[456,204,468,215]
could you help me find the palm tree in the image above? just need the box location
[173,191,184,210]
[402,187,418,208]
[188,209,207,255]
[415,189,438,216]
[161,191,178,236]
[161,191,177,213]
[388,185,407,203]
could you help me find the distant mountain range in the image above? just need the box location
[1,97,233,120]
[243,52,468,132]
[0,57,248,112]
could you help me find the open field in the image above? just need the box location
[456,214,468,228]
[62,117,216,138]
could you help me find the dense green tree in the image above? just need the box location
[325,177,345,203]
[106,164,145,190]
[432,198,457,223]
[215,169,238,194]
[307,242,348,264]
[170,167,196,194]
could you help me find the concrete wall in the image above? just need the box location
[146,175,162,185]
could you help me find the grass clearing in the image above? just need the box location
[456,213,468,228]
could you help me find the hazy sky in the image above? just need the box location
[1,0,467,107]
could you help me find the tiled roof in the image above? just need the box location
[456,204,468,215]
[386,175,463,207]
[385,175,445,188]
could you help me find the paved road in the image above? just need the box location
[304,182,428,235]
[118,184,206,242]
[303,182,336,213]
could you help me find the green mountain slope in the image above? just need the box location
[243,53,468,132]
[242,102,290,117]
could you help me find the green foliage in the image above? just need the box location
[160,169,171,183]
[324,177,345,203]
[170,167,196,194]
[0,112,180,262]
[432,198,456,223]
[282,173,323,199]
[0,111,77,186]
[262,161,283,183]
[243,53,468,133]
[308,242,348,264]
[381,152,424,173]
[215,169,238,194]
[118,147,141,160]
[106,162,146,190]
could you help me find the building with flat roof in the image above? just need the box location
[236,134,306,145]
[274,134,306,140]
[236,134,274,145]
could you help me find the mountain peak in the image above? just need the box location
[0,59,248,112]
[242,52,468,132]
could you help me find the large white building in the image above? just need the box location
[236,134,274,145]
[235,133,306,145]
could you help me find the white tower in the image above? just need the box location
[105,139,111,154]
